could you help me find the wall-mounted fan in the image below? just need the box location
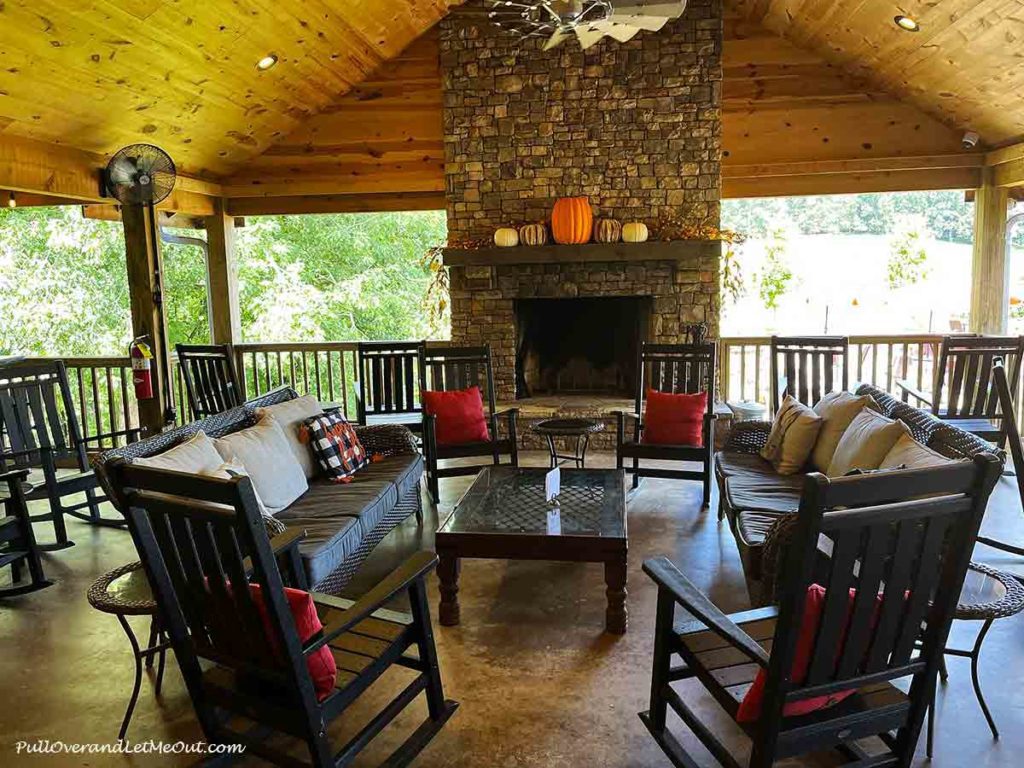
[104,144,177,206]
[488,0,687,51]
[103,143,178,426]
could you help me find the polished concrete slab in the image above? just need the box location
[1,451,1022,767]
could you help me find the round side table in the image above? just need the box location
[87,561,170,741]
[926,562,1024,758]
[530,418,605,469]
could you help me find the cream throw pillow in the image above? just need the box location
[214,415,308,514]
[879,433,956,470]
[133,430,223,474]
[760,395,823,475]
[201,458,286,535]
[256,395,323,479]
[827,409,910,477]
[811,391,880,472]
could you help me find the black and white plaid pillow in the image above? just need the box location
[300,412,369,482]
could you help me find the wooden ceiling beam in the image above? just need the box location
[0,135,221,214]
[986,141,1024,188]
[224,191,446,217]
[724,166,983,199]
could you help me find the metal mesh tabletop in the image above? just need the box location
[438,466,626,538]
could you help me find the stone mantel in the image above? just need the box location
[442,240,720,267]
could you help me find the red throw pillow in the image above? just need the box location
[736,584,888,723]
[642,389,707,446]
[249,584,336,701]
[423,386,490,446]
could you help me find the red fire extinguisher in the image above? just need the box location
[130,337,154,400]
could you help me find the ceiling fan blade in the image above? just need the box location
[603,23,643,43]
[608,14,672,32]
[574,24,608,49]
[543,27,572,51]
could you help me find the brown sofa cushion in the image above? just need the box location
[715,451,778,481]
[724,475,803,515]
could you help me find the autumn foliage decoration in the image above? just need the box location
[551,197,594,244]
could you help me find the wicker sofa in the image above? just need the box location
[716,383,1002,605]
[93,387,423,595]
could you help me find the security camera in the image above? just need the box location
[962,130,980,149]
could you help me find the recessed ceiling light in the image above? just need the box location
[6,192,15,208]
[894,15,920,32]
[256,54,279,71]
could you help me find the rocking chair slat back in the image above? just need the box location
[764,457,999,725]
[636,343,716,416]
[126,468,302,688]
[420,345,497,415]
[0,361,82,467]
[356,341,424,424]
[176,344,243,420]
[769,336,849,414]
[934,336,1024,421]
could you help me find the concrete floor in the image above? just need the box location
[1,451,1023,767]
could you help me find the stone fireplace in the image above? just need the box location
[439,0,724,417]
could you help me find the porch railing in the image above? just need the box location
[19,333,1024,446]
[719,335,947,408]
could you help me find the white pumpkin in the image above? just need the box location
[622,222,649,243]
[494,227,520,247]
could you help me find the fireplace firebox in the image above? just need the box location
[515,296,652,398]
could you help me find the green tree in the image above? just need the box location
[886,215,931,290]
[758,227,793,311]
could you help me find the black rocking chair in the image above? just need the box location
[356,341,425,434]
[419,344,519,504]
[640,453,1002,768]
[897,334,1024,444]
[616,341,717,508]
[770,336,850,414]
[122,463,458,767]
[0,360,140,547]
[0,468,52,596]
[176,343,244,420]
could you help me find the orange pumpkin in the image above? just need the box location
[550,197,594,244]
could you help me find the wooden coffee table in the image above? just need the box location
[434,466,628,634]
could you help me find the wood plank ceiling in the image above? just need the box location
[0,0,460,177]
[726,0,1024,147]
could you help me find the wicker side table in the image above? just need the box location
[87,561,170,741]
[926,562,1024,758]
[530,418,605,469]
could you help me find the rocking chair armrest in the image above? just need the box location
[493,408,519,420]
[896,379,933,407]
[0,467,30,483]
[614,411,641,421]
[307,551,439,653]
[643,556,770,667]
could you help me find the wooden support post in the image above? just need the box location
[204,201,241,345]
[970,169,1011,335]
[123,204,173,435]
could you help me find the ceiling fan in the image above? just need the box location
[487,1,688,51]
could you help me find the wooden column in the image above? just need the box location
[205,201,242,344]
[970,168,1011,334]
[123,204,173,434]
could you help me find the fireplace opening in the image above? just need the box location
[515,297,652,398]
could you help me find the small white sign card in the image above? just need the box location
[545,465,560,502]
[547,506,562,536]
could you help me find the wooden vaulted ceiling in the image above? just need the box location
[0,0,459,177]
[2,0,1023,209]
[727,0,1024,147]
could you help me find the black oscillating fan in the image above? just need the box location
[104,144,176,205]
